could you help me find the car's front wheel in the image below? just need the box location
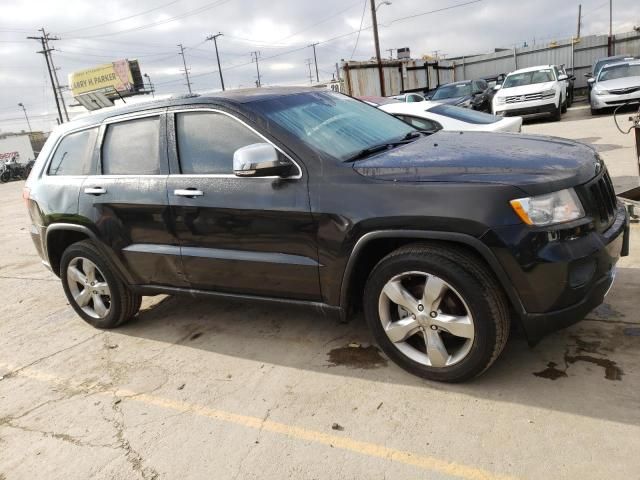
[363,243,510,382]
[60,240,141,329]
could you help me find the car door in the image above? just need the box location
[166,107,321,301]
[78,110,187,287]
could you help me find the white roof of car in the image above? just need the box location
[379,101,440,114]
[507,65,555,75]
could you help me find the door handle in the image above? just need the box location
[174,188,204,197]
[84,187,107,195]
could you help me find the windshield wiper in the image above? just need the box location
[344,132,423,163]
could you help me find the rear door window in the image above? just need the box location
[396,115,441,132]
[102,116,160,175]
[48,128,98,176]
[175,111,262,174]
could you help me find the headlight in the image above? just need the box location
[594,88,609,96]
[510,188,585,226]
[540,89,556,98]
[495,96,506,105]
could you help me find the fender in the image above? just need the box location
[45,223,136,284]
[338,229,526,318]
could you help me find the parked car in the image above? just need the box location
[25,88,629,383]
[589,59,640,115]
[379,101,522,133]
[557,65,576,107]
[392,92,426,103]
[587,55,636,82]
[428,79,493,112]
[492,65,568,121]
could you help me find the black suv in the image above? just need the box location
[25,88,629,382]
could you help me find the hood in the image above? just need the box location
[497,81,556,97]
[431,95,471,106]
[595,75,640,91]
[353,131,601,196]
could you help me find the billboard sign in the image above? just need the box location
[69,59,134,97]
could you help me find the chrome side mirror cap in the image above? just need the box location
[233,143,293,178]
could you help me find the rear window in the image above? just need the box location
[48,128,98,176]
[429,104,500,124]
[102,116,160,175]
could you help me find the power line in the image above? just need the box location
[350,0,368,59]
[65,0,234,39]
[60,0,182,35]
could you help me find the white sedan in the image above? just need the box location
[379,101,522,133]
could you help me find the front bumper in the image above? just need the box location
[484,204,629,344]
[494,101,557,118]
[591,90,640,109]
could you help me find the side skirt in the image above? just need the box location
[131,284,345,320]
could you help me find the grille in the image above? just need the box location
[505,93,543,103]
[582,170,618,231]
[609,86,640,95]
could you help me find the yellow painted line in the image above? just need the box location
[1,363,516,480]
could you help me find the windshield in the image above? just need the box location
[598,63,640,81]
[429,104,500,124]
[432,83,472,100]
[250,92,415,161]
[503,69,555,88]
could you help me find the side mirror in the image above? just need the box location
[493,84,502,91]
[587,77,595,85]
[584,73,593,78]
[558,74,568,81]
[233,143,292,178]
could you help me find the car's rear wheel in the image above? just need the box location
[363,243,510,382]
[60,240,141,329]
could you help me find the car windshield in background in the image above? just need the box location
[251,92,415,161]
[598,63,640,81]
[432,83,472,99]
[429,104,500,124]
[503,69,555,88]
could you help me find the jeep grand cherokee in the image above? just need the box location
[24,88,629,382]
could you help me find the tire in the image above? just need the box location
[590,106,600,116]
[363,243,510,383]
[551,103,562,121]
[60,240,141,329]
[0,171,10,183]
[561,100,567,114]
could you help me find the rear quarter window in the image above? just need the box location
[48,127,99,176]
[102,116,160,175]
[429,104,500,125]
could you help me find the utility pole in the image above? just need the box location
[251,51,261,87]
[576,4,582,38]
[308,42,319,83]
[27,31,63,125]
[305,59,314,84]
[608,0,613,55]
[178,43,193,95]
[206,33,225,91]
[386,48,395,59]
[41,30,69,122]
[370,0,385,96]
[18,103,32,134]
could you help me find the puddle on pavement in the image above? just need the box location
[327,345,388,369]
[533,362,568,380]
[565,355,623,381]
[189,332,203,341]
[588,303,624,320]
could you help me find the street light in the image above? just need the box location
[143,73,155,98]
[17,103,32,134]
[376,1,391,11]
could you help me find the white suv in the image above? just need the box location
[492,65,567,121]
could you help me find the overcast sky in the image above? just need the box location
[1,0,638,132]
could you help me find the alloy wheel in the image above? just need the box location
[378,271,475,368]
[66,257,111,319]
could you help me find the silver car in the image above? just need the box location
[589,60,640,115]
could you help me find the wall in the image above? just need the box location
[451,31,640,89]
[0,134,35,164]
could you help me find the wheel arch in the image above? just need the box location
[339,230,526,320]
[45,223,134,284]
